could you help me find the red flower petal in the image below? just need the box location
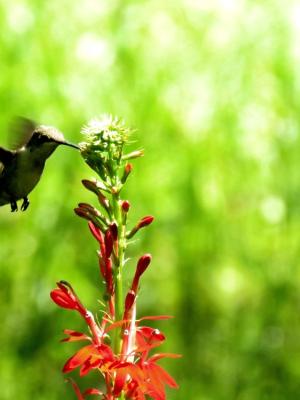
[110,222,118,240]
[61,330,91,343]
[138,315,173,322]
[83,388,104,397]
[104,319,129,333]
[88,221,103,242]
[80,357,103,377]
[148,353,182,363]
[113,368,128,396]
[135,327,165,353]
[138,326,165,341]
[142,363,165,400]
[64,343,115,374]
[150,363,179,389]
[63,345,96,373]
[96,343,115,362]
[104,229,113,257]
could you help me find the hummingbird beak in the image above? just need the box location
[60,140,80,150]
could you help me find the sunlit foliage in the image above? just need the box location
[1,0,300,399]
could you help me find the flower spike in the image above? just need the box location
[51,115,179,400]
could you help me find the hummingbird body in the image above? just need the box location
[0,121,79,212]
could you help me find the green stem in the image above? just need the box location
[111,187,127,400]
[111,189,126,355]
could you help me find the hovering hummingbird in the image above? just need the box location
[0,118,79,212]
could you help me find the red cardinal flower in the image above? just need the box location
[63,343,115,376]
[51,117,179,400]
[113,352,180,400]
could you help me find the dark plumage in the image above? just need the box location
[0,118,79,212]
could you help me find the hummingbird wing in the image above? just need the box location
[0,147,15,176]
[10,117,37,149]
[0,147,14,165]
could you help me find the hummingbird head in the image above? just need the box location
[26,125,79,159]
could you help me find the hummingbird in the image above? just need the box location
[0,118,79,212]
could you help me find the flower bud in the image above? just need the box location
[82,179,100,195]
[98,192,110,212]
[110,222,118,241]
[121,163,133,184]
[78,203,101,218]
[121,200,130,213]
[104,230,113,257]
[125,290,136,312]
[131,254,152,293]
[50,289,77,310]
[88,221,103,243]
[125,163,133,173]
[50,281,87,316]
[127,216,154,239]
[137,216,154,229]
[97,251,106,278]
[122,150,144,161]
[136,254,152,278]
[74,207,89,219]
[75,208,105,231]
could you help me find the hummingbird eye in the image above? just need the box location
[34,134,44,144]
[27,131,51,148]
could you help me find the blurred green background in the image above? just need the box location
[1,0,300,399]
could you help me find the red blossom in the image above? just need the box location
[113,352,180,400]
[63,343,115,375]
[135,326,166,354]
[58,313,179,399]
